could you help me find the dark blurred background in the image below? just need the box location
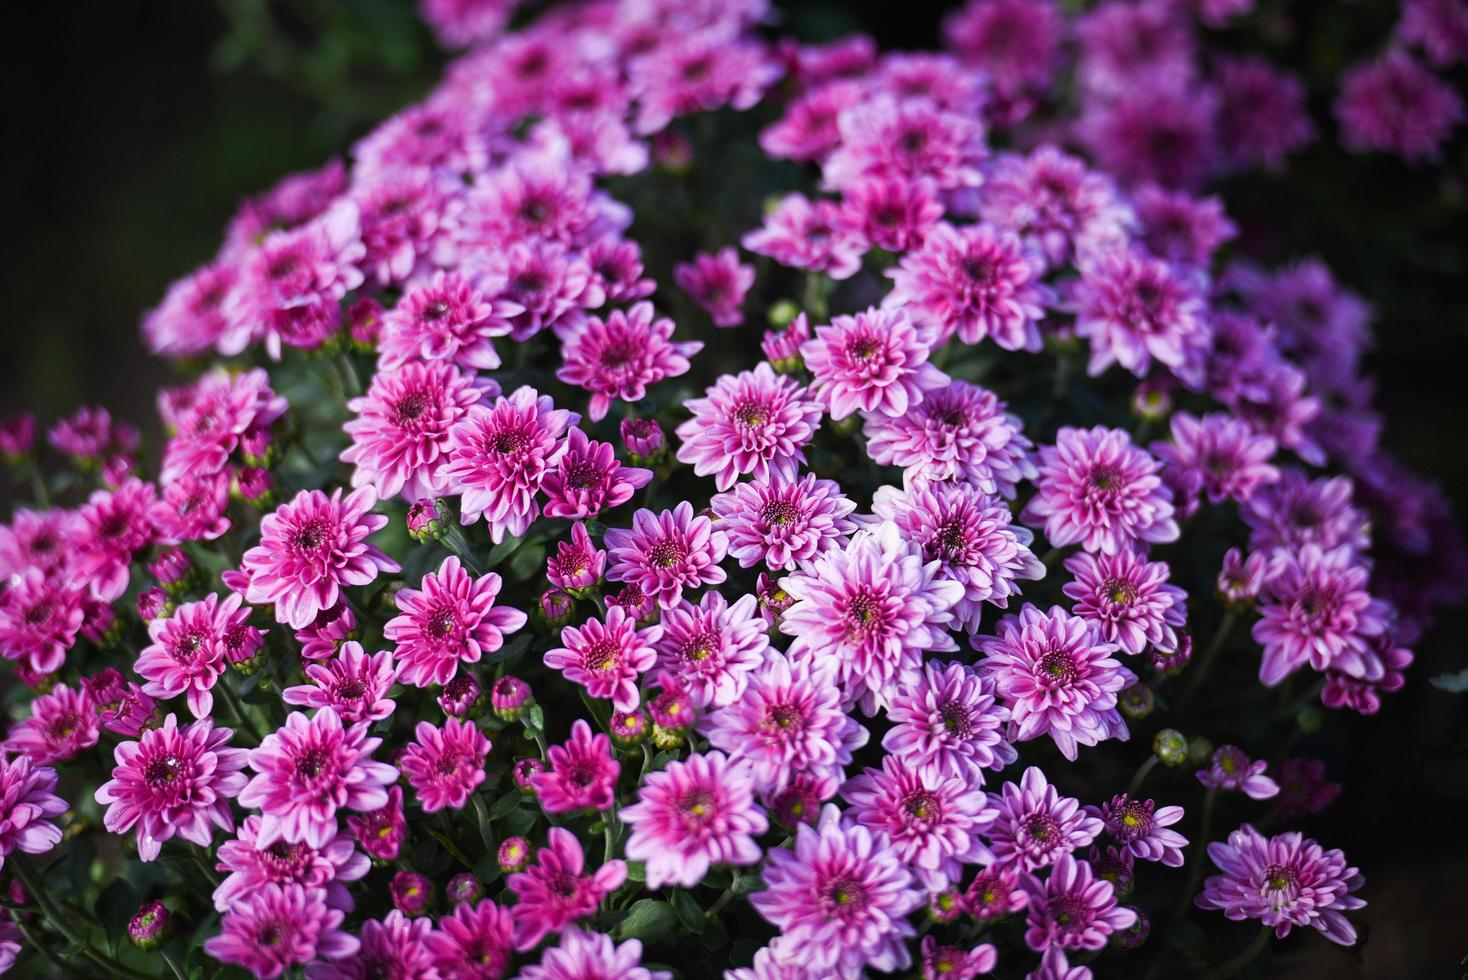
[2,1,1464,976]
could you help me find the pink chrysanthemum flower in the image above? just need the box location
[378,269,516,372]
[781,522,963,714]
[921,936,998,980]
[963,863,1029,921]
[977,605,1134,761]
[0,569,86,675]
[474,240,599,341]
[541,427,652,521]
[1197,746,1280,800]
[307,908,438,980]
[886,222,1050,351]
[546,522,607,593]
[675,363,823,491]
[520,927,669,980]
[604,502,729,610]
[1073,248,1209,379]
[385,555,527,688]
[341,360,486,502]
[986,767,1103,871]
[675,247,756,327]
[443,386,578,542]
[556,302,702,422]
[628,34,781,134]
[242,487,399,630]
[761,78,864,160]
[622,750,769,889]
[1253,544,1386,686]
[214,814,368,913]
[351,168,454,285]
[701,652,868,793]
[461,152,624,250]
[843,754,996,889]
[741,193,866,281]
[1214,56,1316,174]
[84,668,158,738]
[1130,183,1237,270]
[711,471,857,572]
[584,238,656,303]
[823,95,986,192]
[399,718,492,813]
[220,158,346,258]
[1196,824,1365,945]
[346,785,405,862]
[1091,794,1188,867]
[0,508,72,579]
[158,367,287,483]
[94,714,248,862]
[1152,411,1279,514]
[837,176,943,253]
[1061,550,1187,655]
[544,606,660,712]
[296,601,358,663]
[73,478,158,602]
[282,641,398,724]
[883,660,1016,784]
[653,592,768,709]
[143,260,240,356]
[422,898,514,979]
[1275,758,1343,819]
[944,0,1064,94]
[204,883,359,978]
[0,755,67,871]
[978,146,1132,271]
[1021,854,1136,951]
[751,803,923,976]
[801,306,949,420]
[1242,471,1370,558]
[48,404,139,462]
[863,380,1036,496]
[872,482,1044,634]
[533,720,622,815]
[4,682,99,765]
[1023,426,1179,556]
[134,591,247,719]
[1077,84,1219,191]
[238,708,398,850]
[506,827,628,951]
[1336,51,1463,162]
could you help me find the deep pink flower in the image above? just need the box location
[152,469,233,544]
[48,405,140,462]
[221,158,346,259]
[802,306,948,420]
[474,240,599,341]
[1336,51,1463,162]
[711,471,857,572]
[422,899,514,979]
[242,487,399,630]
[761,79,864,161]
[72,478,158,602]
[987,767,1103,871]
[519,928,669,980]
[282,641,399,724]
[533,720,622,815]
[1274,758,1342,819]
[1091,794,1188,867]
[1021,854,1136,951]
[883,660,1016,784]
[351,168,454,285]
[0,569,85,675]
[143,260,241,356]
[205,883,359,978]
[1242,471,1369,559]
[1073,249,1209,379]
[385,555,527,688]
[297,602,359,662]
[238,708,398,850]
[741,193,866,281]
[84,668,159,738]
[1253,544,1386,685]
[4,682,99,765]
[604,502,728,610]
[1399,0,1468,67]
[541,427,652,521]
[1152,411,1279,512]
[0,755,68,871]
[963,863,1029,920]
[823,95,986,192]
[556,302,701,422]
[1196,824,1365,944]
[675,363,823,490]
[346,785,406,861]
[628,34,780,134]
[979,146,1131,271]
[653,592,768,709]
[461,151,625,250]
[399,718,492,813]
[378,270,516,372]
[544,606,660,712]
[1077,84,1219,190]
[306,909,438,980]
[214,814,368,913]
[134,592,246,719]
[676,248,756,327]
[159,368,287,484]
[506,827,627,951]
[1197,746,1280,800]
[1061,550,1187,655]
[0,508,73,579]
[1214,56,1316,174]
[1131,183,1237,269]
[750,804,923,976]
[622,750,768,889]
[837,176,943,253]
[944,0,1064,94]
[920,936,997,980]
[584,237,655,303]
[546,522,607,593]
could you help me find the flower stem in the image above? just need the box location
[705,868,741,918]
[11,856,151,980]
[1174,786,1218,918]
[1126,755,1161,796]
[1180,610,1238,708]
[216,677,264,744]
[442,523,484,576]
[1200,924,1272,980]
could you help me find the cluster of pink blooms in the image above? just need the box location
[2,0,1464,977]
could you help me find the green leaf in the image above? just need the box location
[507,542,546,581]
[98,879,140,950]
[616,899,677,942]
[488,790,523,820]
[671,889,706,934]
[485,534,523,568]
[484,633,531,667]
[525,705,546,732]
[625,861,647,882]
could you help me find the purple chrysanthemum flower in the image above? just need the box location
[306,909,438,980]
[541,427,652,521]
[801,307,949,420]
[1023,426,1179,556]
[823,95,986,192]
[213,814,368,914]
[781,522,963,714]
[604,502,729,610]
[1021,854,1136,951]
[1073,248,1209,379]
[556,302,702,422]
[385,554,527,688]
[622,750,768,889]
[532,720,622,814]
[711,471,857,572]
[282,641,399,724]
[544,606,660,712]
[836,175,943,253]
[920,935,998,980]
[750,804,924,976]
[1130,183,1237,270]
[4,682,99,765]
[1242,471,1370,559]
[546,522,607,593]
[883,660,1016,784]
[134,591,247,719]
[978,146,1132,271]
[742,193,866,280]
[1152,410,1280,515]
[1091,794,1188,867]
[506,827,627,951]
[421,898,514,979]
[1274,759,1342,819]
[399,718,491,813]
[1214,56,1317,174]
[1061,550,1187,655]
[1195,824,1365,944]
[204,883,358,978]
[675,247,756,327]
[377,269,515,373]
[1253,544,1386,686]
[653,592,768,709]
[1336,51,1463,162]
[1197,746,1280,800]
[675,363,823,491]
[0,756,67,871]
[963,863,1029,921]
[519,927,669,980]
[987,767,1104,871]
[945,0,1065,95]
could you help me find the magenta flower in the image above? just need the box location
[987,767,1103,871]
[520,927,669,980]
[700,652,868,793]
[837,175,942,253]
[385,555,527,688]
[1131,183,1237,269]
[781,522,963,714]
[0,755,67,872]
[801,306,948,421]
[1152,411,1280,513]
[134,592,246,719]
[1275,758,1342,819]
[307,909,437,980]
[979,146,1131,271]
[945,0,1064,94]
[282,641,399,724]
[882,660,1016,784]
[1023,427,1179,556]
[675,363,823,491]
[887,222,1050,350]
[741,193,866,280]
[341,360,486,502]
[1253,544,1386,686]
[1061,550,1187,655]
[422,899,514,978]
[628,33,779,133]
[1197,746,1280,800]
[622,750,768,889]
[750,804,923,976]
[711,472,856,572]
[1242,471,1369,558]
[604,502,728,610]
[546,522,607,593]
[477,239,599,341]
[963,863,1029,921]
[158,367,286,484]
[1021,854,1136,951]
[556,302,702,422]
[4,682,99,765]
[1073,248,1209,379]
[346,785,405,861]
[533,720,622,814]
[1196,824,1365,944]
[204,883,359,978]
[143,260,240,356]
[920,936,998,980]
[541,427,652,521]
[675,247,756,327]
[399,718,492,813]
[1336,51,1463,162]
[443,386,578,542]
[239,708,398,849]
[653,592,768,709]
[214,814,368,913]
[242,487,399,630]
[506,827,627,951]
[378,269,515,372]
[823,95,986,192]
[977,604,1134,761]
[544,606,660,712]
[1092,794,1188,867]
[350,168,453,285]
[73,478,158,602]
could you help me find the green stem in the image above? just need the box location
[442,523,484,576]
[1175,787,1218,918]
[1180,610,1239,708]
[162,951,189,980]
[1199,925,1272,980]
[602,810,618,864]
[216,678,264,744]
[705,868,741,918]
[430,825,475,869]
[1126,755,1161,797]
[803,272,828,322]
[10,857,151,980]
[8,903,70,973]
[28,466,49,508]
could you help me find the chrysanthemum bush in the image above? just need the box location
[2,0,1466,977]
